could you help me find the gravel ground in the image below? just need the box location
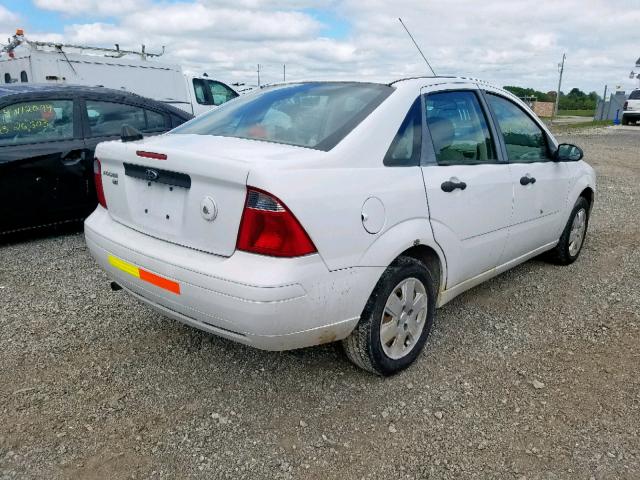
[1,127,639,480]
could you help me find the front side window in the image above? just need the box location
[4,73,11,84]
[173,82,393,151]
[20,71,28,83]
[207,80,238,106]
[85,101,164,137]
[0,99,74,146]
[192,79,238,106]
[487,94,550,162]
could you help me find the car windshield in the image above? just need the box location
[629,90,640,100]
[171,82,393,151]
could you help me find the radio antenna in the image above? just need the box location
[398,17,436,76]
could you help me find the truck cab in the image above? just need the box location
[184,75,239,116]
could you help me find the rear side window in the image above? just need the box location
[20,71,28,83]
[487,94,550,162]
[173,82,393,151]
[0,100,74,146]
[629,90,640,100]
[85,101,166,137]
[425,90,496,165]
[384,98,422,166]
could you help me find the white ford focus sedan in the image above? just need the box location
[85,77,596,375]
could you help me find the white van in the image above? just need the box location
[0,30,239,116]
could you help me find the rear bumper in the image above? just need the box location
[622,111,640,120]
[84,207,382,350]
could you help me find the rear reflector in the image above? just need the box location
[108,255,181,294]
[236,188,316,257]
[93,158,107,209]
[136,150,167,160]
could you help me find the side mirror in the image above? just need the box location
[121,124,143,142]
[554,143,583,162]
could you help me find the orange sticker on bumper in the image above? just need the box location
[108,255,181,295]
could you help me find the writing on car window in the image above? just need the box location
[0,100,74,146]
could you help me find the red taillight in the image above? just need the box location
[136,150,167,160]
[93,158,107,209]
[236,188,316,257]
[623,101,629,111]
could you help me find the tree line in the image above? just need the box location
[503,86,599,111]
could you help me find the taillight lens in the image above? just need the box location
[236,188,316,257]
[623,101,629,110]
[93,158,107,209]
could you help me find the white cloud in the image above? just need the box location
[33,0,147,16]
[13,1,640,93]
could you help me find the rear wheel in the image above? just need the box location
[342,256,436,376]
[622,116,630,126]
[547,197,590,265]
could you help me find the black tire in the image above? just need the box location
[342,256,437,376]
[622,117,629,126]
[547,196,590,265]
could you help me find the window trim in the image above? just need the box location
[482,91,553,164]
[0,97,78,147]
[421,88,502,167]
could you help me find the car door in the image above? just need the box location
[420,85,513,289]
[0,96,82,233]
[484,91,571,262]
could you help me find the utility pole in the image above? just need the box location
[257,64,261,87]
[553,53,566,121]
[283,64,286,82]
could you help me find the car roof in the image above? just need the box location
[0,83,192,118]
[259,76,500,91]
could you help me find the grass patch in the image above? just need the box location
[549,119,612,132]
[557,109,595,117]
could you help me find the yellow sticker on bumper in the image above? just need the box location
[108,255,180,295]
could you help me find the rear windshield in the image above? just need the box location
[171,82,393,151]
[629,90,640,100]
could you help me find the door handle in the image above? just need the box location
[520,175,536,186]
[61,150,86,166]
[441,179,467,192]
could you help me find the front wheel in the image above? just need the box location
[547,197,590,265]
[342,256,436,376]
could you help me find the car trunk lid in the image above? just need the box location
[96,134,292,257]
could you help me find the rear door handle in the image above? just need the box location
[441,179,467,192]
[520,175,536,186]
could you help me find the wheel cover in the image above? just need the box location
[380,277,428,360]
[568,208,587,257]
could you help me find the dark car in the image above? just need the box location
[0,84,192,234]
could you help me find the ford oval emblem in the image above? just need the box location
[145,168,159,181]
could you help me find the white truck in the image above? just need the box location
[0,30,239,116]
[622,90,640,126]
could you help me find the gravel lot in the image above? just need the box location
[1,127,639,480]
